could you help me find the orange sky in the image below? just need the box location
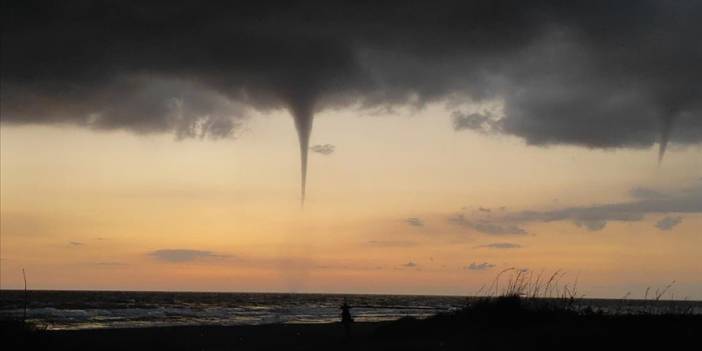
[1,104,701,298]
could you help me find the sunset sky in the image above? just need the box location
[3,105,700,298]
[1,1,701,299]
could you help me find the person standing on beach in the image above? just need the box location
[340,300,353,339]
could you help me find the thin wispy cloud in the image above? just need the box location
[629,187,666,201]
[466,262,496,271]
[442,185,701,237]
[474,243,522,249]
[655,216,683,231]
[95,262,129,267]
[449,214,527,235]
[366,241,417,248]
[148,249,227,263]
[574,220,608,231]
[445,185,700,236]
[310,144,335,155]
[502,185,702,231]
[405,217,424,227]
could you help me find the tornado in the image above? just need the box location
[289,99,315,207]
[658,119,672,165]
[658,110,677,165]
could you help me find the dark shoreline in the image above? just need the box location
[7,321,388,351]
[6,313,702,351]
[5,293,702,350]
[54,322,386,349]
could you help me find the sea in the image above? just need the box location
[1,290,700,330]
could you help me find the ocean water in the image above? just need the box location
[1,290,699,330]
[0,291,464,330]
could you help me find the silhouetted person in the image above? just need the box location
[340,301,353,339]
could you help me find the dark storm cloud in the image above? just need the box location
[452,112,503,134]
[655,216,683,231]
[3,0,701,152]
[3,1,702,206]
[148,249,224,262]
[310,144,335,155]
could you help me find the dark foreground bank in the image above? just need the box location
[4,297,702,351]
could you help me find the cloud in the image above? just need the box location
[655,216,683,231]
[574,220,608,231]
[148,249,225,262]
[503,185,702,231]
[449,214,527,235]
[447,185,701,234]
[630,187,666,200]
[310,144,335,155]
[3,1,701,154]
[366,240,416,248]
[466,262,496,271]
[452,112,503,134]
[95,262,128,267]
[403,261,417,268]
[405,217,424,227]
[474,242,522,249]
[68,241,84,247]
